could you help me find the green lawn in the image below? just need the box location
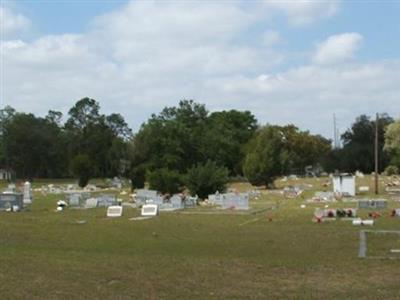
[1,177,400,299]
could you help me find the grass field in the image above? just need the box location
[1,176,400,299]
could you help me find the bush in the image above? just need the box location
[385,165,399,176]
[147,168,183,194]
[130,165,146,190]
[185,160,229,199]
[70,154,92,187]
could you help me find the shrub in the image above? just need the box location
[70,154,92,187]
[185,160,229,199]
[147,168,183,194]
[385,165,399,176]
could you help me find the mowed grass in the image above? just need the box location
[1,177,400,299]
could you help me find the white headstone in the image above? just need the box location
[141,204,158,216]
[107,206,123,217]
[23,181,33,204]
[359,186,370,192]
[395,209,400,217]
[85,198,98,208]
[332,175,356,196]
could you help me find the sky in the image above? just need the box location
[1,0,399,139]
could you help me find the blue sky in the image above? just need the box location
[1,0,399,138]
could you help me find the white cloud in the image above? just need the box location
[1,1,399,138]
[0,6,31,38]
[262,30,282,47]
[313,32,363,65]
[263,0,340,25]
[211,61,400,136]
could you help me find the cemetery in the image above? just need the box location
[0,174,400,299]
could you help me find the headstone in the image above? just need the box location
[141,204,158,216]
[332,175,356,196]
[68,193,81,206]
[358,199,387,209]
[159,203,175,211]
[313,191,335,202]
[107,206,123,217]
[283,186,302,198]
[23,181,33,204]
[184,196,197,208]
[112,177,122,189]
[353,219,374,226]
[170,195,183,209]
[208,193,223,205]
[359,186,370,192]
[85,198,98,208]
[6,184,16,193]
[0,193,23,210]
[396,209,400,217]
[355,170,365,178]
[97,194,118,207]
[136,189,158,206]
[221,193,249,210]
[208,193,249,210]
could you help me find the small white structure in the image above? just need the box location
[0,169,13,180]
[141,204,158,216]
[23,181,33,204]
[332,175,356,197]
[107,206,123,217]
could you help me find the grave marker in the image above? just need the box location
[23,181,33,204]
[141,204,158,216]
[107,206,123,217]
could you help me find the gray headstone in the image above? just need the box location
[0,193,23,210]
[85,198,98,208]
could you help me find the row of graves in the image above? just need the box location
[65,193,121,209]
[207,192,250,210]
[134,189,198,211]
[312,198,400,225]
[0,182,33,212]
[36,177,126,195]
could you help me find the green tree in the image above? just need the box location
[201,110,257,175]
[0,106,16,167]
[340,114,393,173]
[185,160,229,199]
[243,126,290,186]
[384,119,400,167]
[243,125,331,186]
[129,101,259,187]
[147,168,183,194]
[65,98,131,178]
[129,100,209,179]
[2,112,67,178]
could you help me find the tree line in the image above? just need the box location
[0,98,399,196]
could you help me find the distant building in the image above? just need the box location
[332,174,356,197]
[0,168,15,181]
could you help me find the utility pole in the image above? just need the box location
[333,113,337,148]
[375,113,379,195]
[336,128,340,148]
